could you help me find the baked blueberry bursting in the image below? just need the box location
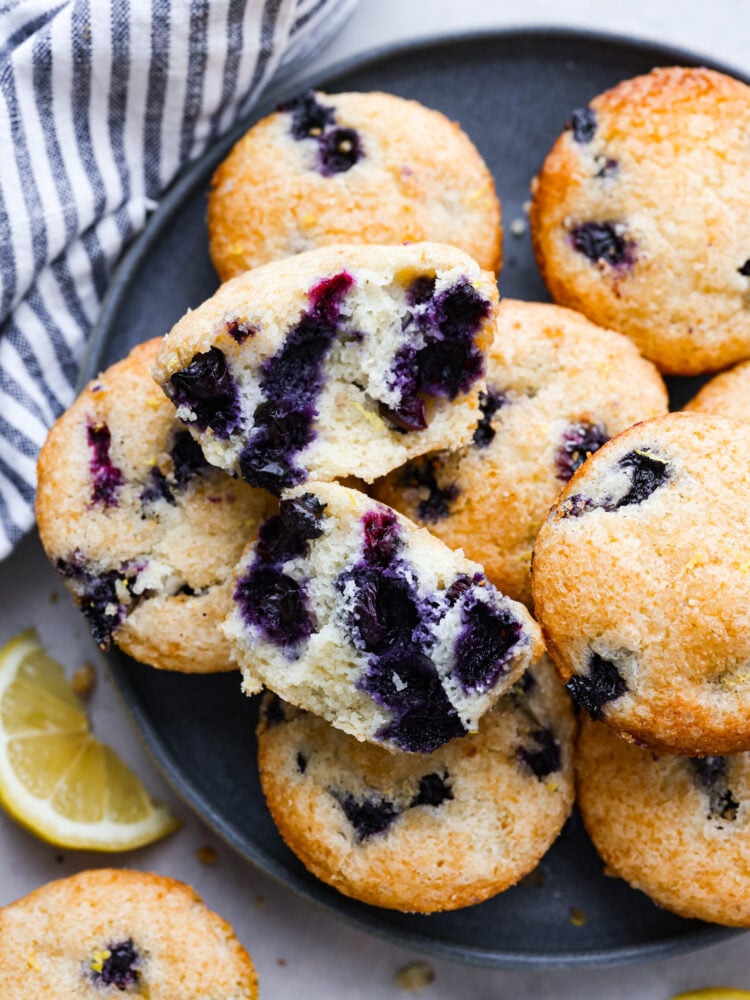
[87,421,124,507]
[91,939,140,990]
[319,127,362,175]
[167,347,241,438]
[56,556,136,649]
[330,790,400,842]
[140,467,174,506]
[140,431,208,507]
[595,157,619,179]
[566,652,628,720]
[410,771,454,808]
[570,222,634,268]
[473,387,507,448]
[380,276,490,432]
[568,106,597,143]
[238,272,354,493]
[555,422,609,481]
[452,586,523,694]
[738,260,750,277]
[560,449,670,517]
[690,756,740,822]
[517,728,560,780]
[399,456,459,522]
[296,752,307,774]
[615,450,670,507]
[279,90,363,176]
[234,495,327,654]
[226,318,256,344]
[170,430,208,487]
[278,90,336,140]
[337,509,465,753]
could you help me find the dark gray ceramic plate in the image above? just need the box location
[86,29,745,967]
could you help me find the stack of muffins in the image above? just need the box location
[34,69,750,926]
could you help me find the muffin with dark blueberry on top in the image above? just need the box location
[153,242,499,496]
[532,411,750,755]
[577,717,750,925]
[256,656,575,912]
[530,66,750,375]
[0,868,258,998]
[225,481,544,754]
[374,299,668,606]
[208,90,502,280]
[36,338,275,672]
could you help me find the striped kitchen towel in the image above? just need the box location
[0,0,358,560]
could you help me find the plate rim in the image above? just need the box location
[87,26,747,968]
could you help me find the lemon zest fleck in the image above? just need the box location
[90,948,111,973]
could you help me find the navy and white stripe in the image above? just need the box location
[0,0,357,559]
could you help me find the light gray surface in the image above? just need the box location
[3,2,750,996]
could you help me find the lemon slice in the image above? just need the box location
[672,993,750,1000]
[0,629,179,850]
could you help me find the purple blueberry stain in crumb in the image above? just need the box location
[330,790,400,842]
[689,756,740,822]
[318,127,362,175]
[473,387,507,448]
[166,347,241,438]
[517,728,561,780]
[399,456,459,522]
[410,771,454,808]
[380,276,490,433]
[336,508,466,753]
[225,318,256,344]
[238,272,354,493]
[567,106,597,143]
[739,260,750,277]
[233,496,328,654]
[278,90,335,140]
[555,422,609,482]
[90,939,140,990]
[565,652,628,720]
[87,421,124,507]
[570,222,634,268]
[296,752,307,774]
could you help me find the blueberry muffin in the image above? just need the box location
[0,868,258,998]
[257,656,575,912]
[36,338,275,671]
[530,67,750,375]
[153,243,498,495]
[532,412,750,755]
[208,90,501,280]
[577,717,750,925]
[225,482,544,754]
[374,299,668,606]
[685,358,750,421]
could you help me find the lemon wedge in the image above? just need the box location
[672,992,750,1000]
[0,629,179,850]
